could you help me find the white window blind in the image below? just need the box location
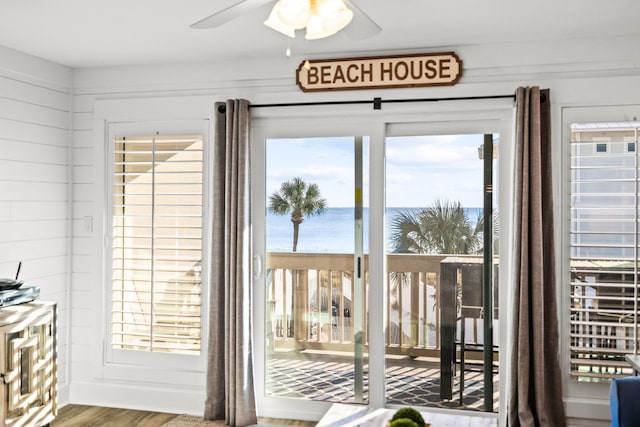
[570,124,640,381]
[112,134,203,355]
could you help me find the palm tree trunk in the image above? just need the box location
[292,221,300,252]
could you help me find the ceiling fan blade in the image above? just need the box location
[343,0,382,40]
[191,0,273,29]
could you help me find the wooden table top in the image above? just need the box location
[317,403,498,427]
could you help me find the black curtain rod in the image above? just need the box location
[249,94,515,110]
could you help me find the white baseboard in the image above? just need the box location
[567,418,609,427]
[68,380,205,415]
[565,396,610,427]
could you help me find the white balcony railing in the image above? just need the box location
[265,252,493,359]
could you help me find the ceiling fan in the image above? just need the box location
[191,0,382,41]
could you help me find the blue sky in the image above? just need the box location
[266,134,492,208]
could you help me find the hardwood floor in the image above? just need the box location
[52,405,178,427]
[52,405,315,426]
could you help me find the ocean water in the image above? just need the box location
[266,207,482,253]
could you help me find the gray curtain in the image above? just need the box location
[508,87,566,426]
[205,99,257,426]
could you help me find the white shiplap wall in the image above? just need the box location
[0,45,72,403]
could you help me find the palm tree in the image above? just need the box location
[388,199,487,322]
[268,177,327,252]
[389,199,483,255]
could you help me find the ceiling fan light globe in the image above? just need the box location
[327,8,353,31]
[305,7,353,39]
[305,15,327,39]
[264,2,296,38]
[278,0,311,29]
[315,0,349,17]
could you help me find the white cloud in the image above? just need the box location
[265,134,492,208]
[386,172,413,186]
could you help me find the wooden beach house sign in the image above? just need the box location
[296,52,462,92]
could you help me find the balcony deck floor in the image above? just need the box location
[266,352,499,413]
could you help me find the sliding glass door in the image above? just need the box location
[262,135,369,404]
[384,132,499,412]
[251,106,511,421]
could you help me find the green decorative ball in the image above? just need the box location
[389,418,420,427]
[391,407,425,426]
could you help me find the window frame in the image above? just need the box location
[106,121,208,370]
[92,97,214,383]
[561,106,640,415]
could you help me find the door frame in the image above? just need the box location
[250,100,514,422]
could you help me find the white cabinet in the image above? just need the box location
[0,302,56,427]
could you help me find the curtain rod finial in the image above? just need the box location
[218,105,226,114]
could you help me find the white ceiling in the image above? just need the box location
[0,0,638,68]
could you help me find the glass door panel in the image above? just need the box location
[264,136,369,404]
[384,133,499,412]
